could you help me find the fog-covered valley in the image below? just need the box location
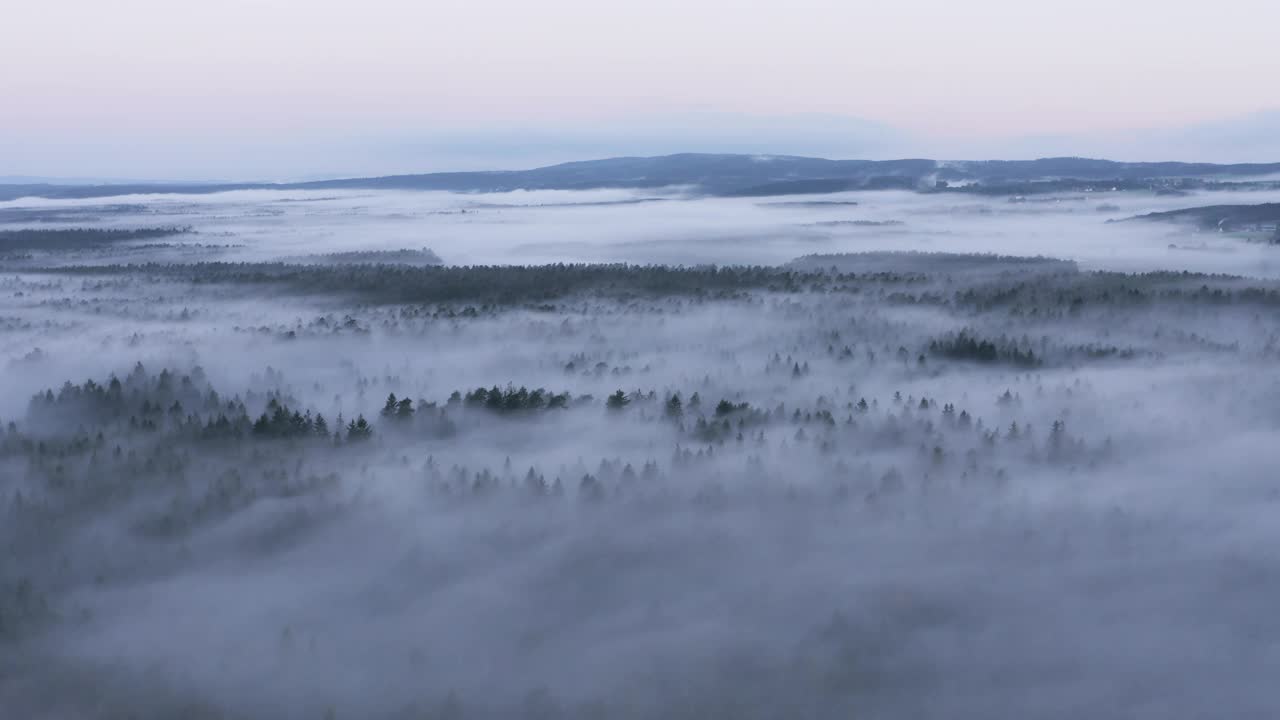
[3,183,1280,718]
[6,181,1280,272]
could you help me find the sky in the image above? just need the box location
[3,0,1279,180]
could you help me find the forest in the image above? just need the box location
[0,226,191,252]
[2,184,1280,719]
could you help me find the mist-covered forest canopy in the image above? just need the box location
[0,226,191,252]
[3,175,1280,719]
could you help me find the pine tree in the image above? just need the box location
[606,390,630,410]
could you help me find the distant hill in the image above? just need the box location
[939,158,1280,182]
[1126,203,1280,231]
[4,154,1280,202]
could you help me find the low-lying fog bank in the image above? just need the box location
[4,184,1280,275]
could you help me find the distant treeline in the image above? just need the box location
[295,247,444,266]
[43,262,812,305]
[28,256,1280,315]
[0,226,191,252]
[790,251,1077,276]
[0,204,148,224]
[724,177,919,196]
[805,220,905,228]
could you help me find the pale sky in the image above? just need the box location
[3,0,1279,179]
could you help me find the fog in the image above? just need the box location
[3,184,1280,718]
[7,183,1280,274]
